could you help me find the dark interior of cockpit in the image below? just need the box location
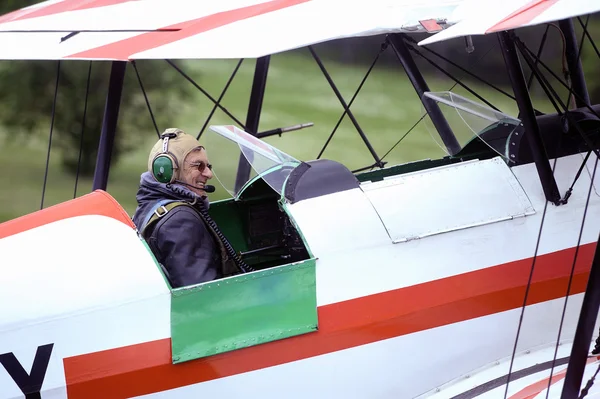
[207,177,310,271]
[207,158,360,271]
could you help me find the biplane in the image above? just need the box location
[1,1,600,398]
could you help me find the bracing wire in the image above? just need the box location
[198,58,244,139]
[379,114,427,163]
[407,43,503,112]
[562,16,589,110]
[577,17,600,60]
[503,170,555,398]
[520,43,600,121]
[502,26,574,396]
[515,39,600,161]
[309,46,383,167]
[378,42,497,165]
[404,35,517,102]
[527,25,551,91]
[579,358,600,398]
[166,59,247,129]
[546,156,599,399]
[40,61,61,210]
[316,43,388,159]
[132,60,160,138]
[547,16,599,397]
[505,23,595,396]
[73,61,92,199]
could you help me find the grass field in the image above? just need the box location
[0,49,559,222]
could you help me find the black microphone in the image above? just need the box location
[175,181,216,193]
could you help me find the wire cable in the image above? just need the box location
[166,59,247,129]
[378,42,497,165]
[198,59,244,139]
[317,43,388,159]
[132,60,160,138]
[40,60,61,210]
[73,61,92,199]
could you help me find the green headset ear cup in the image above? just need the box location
[152,154,176,183]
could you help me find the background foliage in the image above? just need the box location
[0,1,598,222]
[0,0,194,175]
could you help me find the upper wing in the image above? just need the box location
[0,0,464,60]
[418,0,600,46]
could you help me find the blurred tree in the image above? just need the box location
[0,1,194,175]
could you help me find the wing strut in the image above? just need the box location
[559,18,591,109]
[497,31,561,205]
[234,56,270,193]
[561,225,600,398]
[388,33,460,155]
[92,61,127,191]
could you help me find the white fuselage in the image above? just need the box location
[1,154,599,399]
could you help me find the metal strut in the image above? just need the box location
[198,59,244,139]
[166,59,246,129]
[316,42,388,160]
[234,56,270,193]
[92,61,127,191]
[132,60,160,138]
[403,34,517,103]
[388,33,461,155]
[405,42,502,112]
[561,227,600,398]
[41,61,61,210]
[309,46,384,168]
[559,18,591,108]
[497,31,561,205]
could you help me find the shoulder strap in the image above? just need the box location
[139,199,191,238]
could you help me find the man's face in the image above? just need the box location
[181,148,213,197]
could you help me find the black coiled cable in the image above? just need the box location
[195,201,256,274]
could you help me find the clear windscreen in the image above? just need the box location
[422,91,521,161]
[202,125,301,199]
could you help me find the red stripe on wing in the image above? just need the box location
[486,0,559,33]
[67,0,311,60]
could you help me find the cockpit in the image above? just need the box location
[201,124,359,272]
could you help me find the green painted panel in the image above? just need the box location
[170,258,318,363]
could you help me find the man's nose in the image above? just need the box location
[202,167,213,179]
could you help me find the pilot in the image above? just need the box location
[132,128,236,288]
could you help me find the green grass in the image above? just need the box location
[0,50,561,222]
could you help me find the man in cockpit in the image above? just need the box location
[132,128,236,288]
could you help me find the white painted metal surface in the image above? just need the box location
[360,157,535,243]
[0,215,169,331]
[286,154,600,307]
[133,296,589,399]
[0,152,599,398]
[0,215,171,399]
[418,0,600,46]
[0,0,465,60]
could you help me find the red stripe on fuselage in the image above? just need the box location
[67,0,311,60]
[0,0,135,25]
[63,242,597,398]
